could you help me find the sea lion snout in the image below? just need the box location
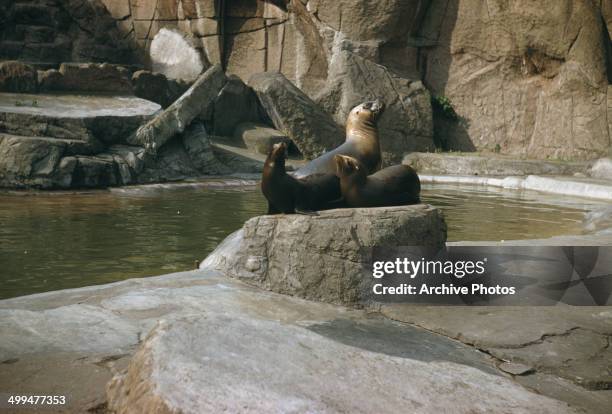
[363,99,385,115]
[270,142,288,160]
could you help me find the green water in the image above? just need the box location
[0,182,597,299]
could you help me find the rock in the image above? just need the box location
[498,362,535,376]
[422,0,610,159]
[0,61,37,93]
[72,155,119,188]
[181,123,228,175]
[248,72,344,159]
[403,152,589,176]
[0,134,66,188]
[234,122,292,155]
[0,92,159,150]
[136,139,198,183]
[317,49,434,162]
[0,269,580,414]
[589,158,612,180]
[202,205,447,305]
[150,28,208,82]
[39,63,133,94]
[106,314,576,414]
[212,75,261,136]
[131,70,189,109]
[128,65,227,154]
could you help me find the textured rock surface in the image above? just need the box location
[131,70,189,109]
[0,61,37,93]
[106,314,575,414]
[128,65,226,154]
[38,63,133,93]
[202,205,447,305]
[249,72,344,159]
[404,152,590,176]
[0,270,588,413]
[421,0,611,159]
[0,0,139,64]
[212,75,261,136]
[317,49,434,162]
[381,305,612,400]
[3,0,610,161]
[235,122,292,155]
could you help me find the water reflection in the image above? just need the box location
[0,183,600,299]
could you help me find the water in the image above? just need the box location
[0,182,602,299]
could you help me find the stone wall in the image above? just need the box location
[0,0,140,65]
[1,0,611,161]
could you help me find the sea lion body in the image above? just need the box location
[262,143,340,214]
[335,155,421,208]
[293,100,384,179]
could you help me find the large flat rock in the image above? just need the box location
[106,313,574,414]
[0,92,160,146]
[0,267,605,412]
[202,205,447,305]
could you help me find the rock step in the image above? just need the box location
[0,92,160,145]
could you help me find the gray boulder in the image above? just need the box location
[128,65,227,154]
[131,70,189,109]
[317,49,434,163]
[249,72,344,159]
[0,134,68,188]
[106,314,575,414]
[202,205,447,305]
[181,123,229,175]
[212,75,261,136]
[0,61,37,93]
[234,122,292,155]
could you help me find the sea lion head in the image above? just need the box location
[266,142,288,169]
[348,99,385,127]
[334,154,365,180]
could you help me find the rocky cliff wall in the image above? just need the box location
[2,0,611,161]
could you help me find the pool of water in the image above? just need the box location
[0,182,603,299]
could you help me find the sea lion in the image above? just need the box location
[261,142,340,214]
[334,155,421,208]
[293,100,384,179]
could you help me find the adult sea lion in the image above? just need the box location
[293,100,384,179]
[334,155,420,208]
[262,142,340,214]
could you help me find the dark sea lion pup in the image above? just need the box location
[261,142,340,214]
[334,155,421,208]
[293,100,385,178]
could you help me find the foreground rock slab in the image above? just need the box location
[106,313,574,414]
[202,205,447,305]
[249,72,343,159]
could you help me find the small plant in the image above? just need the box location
[494,143,501,153]
[431,95,458,120]
[14,100,24,107]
